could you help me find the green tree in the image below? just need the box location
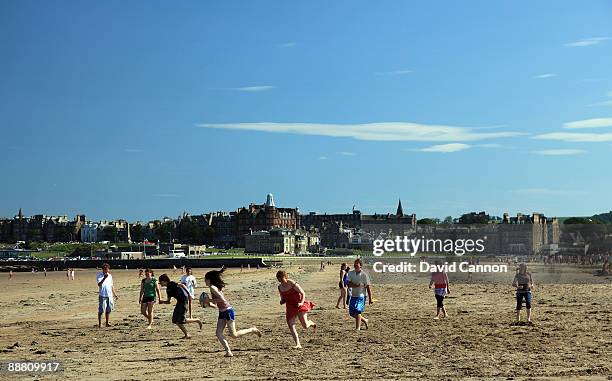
[443,216,454,225]
[130,224,145,242]
[102,226,118,242]
[459,212,491,224]
[155,222,175,242]
[417,218,439,225]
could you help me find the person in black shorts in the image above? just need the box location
[512,264,534,324]
[159,274,202,338]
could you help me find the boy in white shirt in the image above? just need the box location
[96,263,118,327]
[180,267,197,318]
[346,259,373,330]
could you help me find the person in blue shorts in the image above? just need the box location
[346,259,373,330]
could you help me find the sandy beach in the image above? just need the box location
[0,263,610,380]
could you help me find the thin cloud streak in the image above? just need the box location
[415,143,471,153]
[336,151,356,156]
[534,73,557,79]
[375,69,415,76]
[532,132,612,142]
[227,86,276,92]
[278,42,297,48]
[564,37,610,47]
[531,149,586,156]
[564,118,612,129]
[196,122,525,142]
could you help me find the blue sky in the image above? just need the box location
[1,1,612,221]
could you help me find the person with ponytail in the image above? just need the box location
[202,267,262,357]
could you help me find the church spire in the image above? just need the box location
[396,199,404,216]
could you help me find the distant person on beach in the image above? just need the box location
[202,267,262,357]
[66,268,70,280]
[158,274,202,339]
[428,260,450,320]
[139,268,162,329]
[43,268,47,277]
[96,263,118,327]
[138,268,144,278]
[276,270,316,348]
[173,265,177,274]
[345,266,351,305]
[346,259,372,330]
[71,269,75,280]
[336,263,348,309]
[512,263,534,324]
[180,267,197,319]
[9,270,13,280]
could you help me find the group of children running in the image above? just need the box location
[131,265,326,356]
[98,257,535,356]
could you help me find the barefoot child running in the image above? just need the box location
[139,269,162,329]
[276,270,316,348]
[158,274,202,338]
[203,267,261,357]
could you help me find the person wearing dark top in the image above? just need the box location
[512,264,534,324]
[158,274,202,338]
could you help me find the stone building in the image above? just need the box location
[235,194,300,247]
[0,210,85,243]
[360,200,417,235]
[245,228,296,254]
[496,212,559,255]
[302,209,362,230]
[320,221,354,249]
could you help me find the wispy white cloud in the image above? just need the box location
[532,132,612,142]
[534,73,557,79]
[123,148,144,153]
[226,86,276,92]
[278,42,297,48]
[511,188,585,196]
[318,156,328,160]
[375,69,414,76]
[415,143,471,153]
[564,37,610,47]
[196,122,524,142]
[531,149,586,156]
[155,193,181,198]
[564,118,612,129]
[336,151,356,156]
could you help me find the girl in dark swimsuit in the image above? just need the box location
[336,263,347,309]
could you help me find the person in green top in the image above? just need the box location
[139,268,162,329]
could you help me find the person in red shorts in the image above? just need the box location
[276,270,316,349]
